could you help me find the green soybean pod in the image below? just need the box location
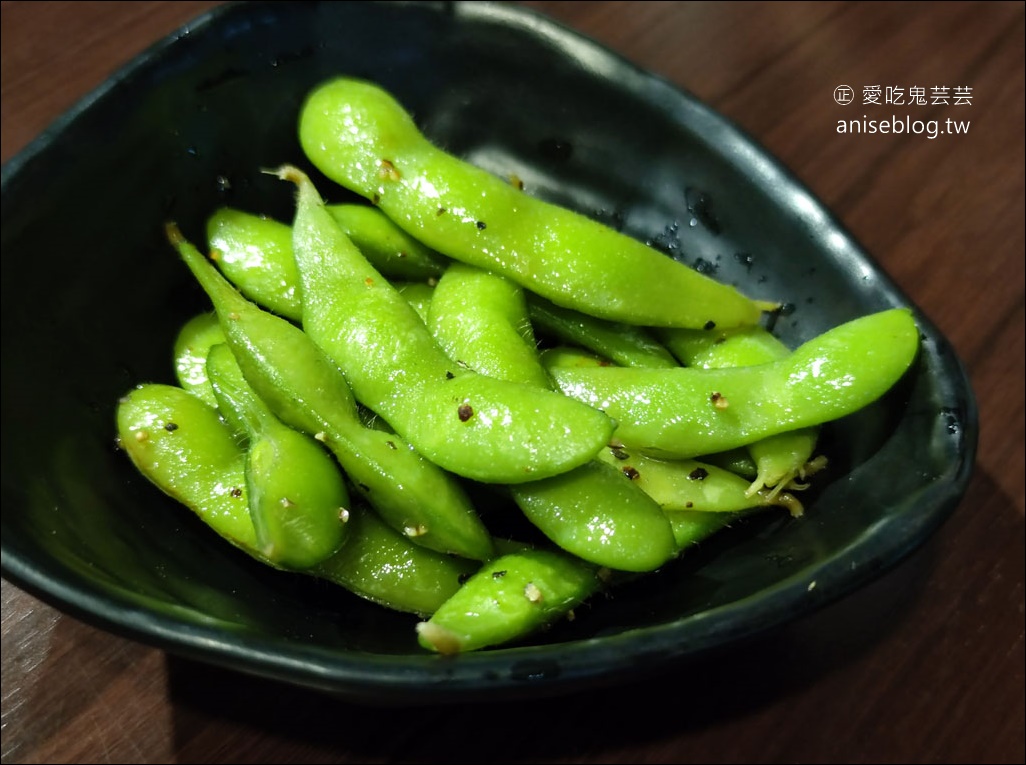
[117,383,478,615]
[549,309,920,459]
[313,503,479,618]
[280,165,615,484]
[298,77,771,329]
[207,208,303,320]
[594,444,803,518]
[117,383,259,556]
[207,205,446,323]
[657,324,788,369]
[428,262,550,389]
[510,459,677,572]
[173,312,226,408]
[541,352,794,551]
[206,343,351,570]
[394,280,436,324]
[326,203,449,280]
[700,448,759,480]
[658,324,823,494]
[538,346,614,369]
[666,511,742,553]
[416,548,601,654]
[747,441,827,494]
[426,262,677,572]
[526,294,678,369]
[169,224,495,562]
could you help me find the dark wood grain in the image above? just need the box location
[2,2,1023,763]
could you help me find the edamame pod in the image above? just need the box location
[659,324,824,495]
[527,294,678,369]
[206,343,350,570]
[298,77,769,329]
[425,262,677,572]
[326,203,449,280]
[395,280,436,324]
[747,440,827,495]
[666,511,741,552]
[207,208,303,320]
[700,448,759,480]
[428,262,550,389]
[117,383,477,615]
[280,165,615,484]
[538,346,615,369]
[594,444,803,517]
[541,347,792,550]
[173,312,226,408]
[313,504,479,618]
[658,324,790,369]
[510,460,678,572]
[169,224,495,561]
[416,548,601,654]
[207,205,448,324]
[549,309,919,458]
[116,383,259,556]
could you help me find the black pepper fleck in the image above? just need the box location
[609,445,630,460]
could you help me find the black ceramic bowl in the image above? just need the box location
[0,1,976,703]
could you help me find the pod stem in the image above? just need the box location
[166,222,249,319]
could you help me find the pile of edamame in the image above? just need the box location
[116,78,920,654]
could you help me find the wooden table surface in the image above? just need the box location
[2,2,1023,763]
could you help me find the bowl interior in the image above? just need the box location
[0,0,976,701]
